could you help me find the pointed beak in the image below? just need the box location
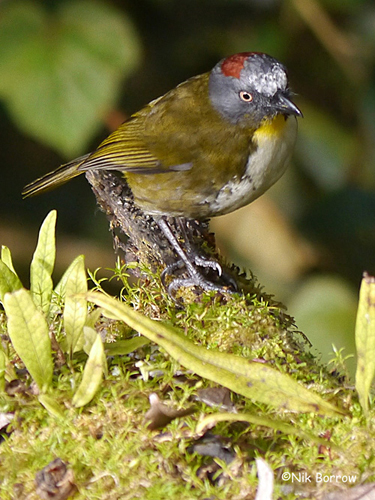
[276,93,303,118]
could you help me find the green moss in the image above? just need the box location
[0,266,374,499]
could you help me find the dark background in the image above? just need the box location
[1,0,375,371]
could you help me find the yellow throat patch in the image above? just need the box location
[253,114,287,141]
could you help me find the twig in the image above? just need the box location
[291,0,365,84]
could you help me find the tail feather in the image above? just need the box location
[22,154,91,198]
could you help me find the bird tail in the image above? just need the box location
[22,154,91,198]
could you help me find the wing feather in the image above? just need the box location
[79,116,162,172]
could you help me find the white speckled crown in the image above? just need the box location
[243,54,288,97]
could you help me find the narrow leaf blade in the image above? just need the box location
[72,334,104,408]
[104,337,150,356]
[30,210,57,314]
[3,289,53,390]
[0,260,23,303]
[38,394,65,418]
[1,245,17,275]
[355,273,375,413]
[63,256,87,354]
[88,292,342,417]
[196,412,340,450]
[54,255,85,299]
[83,326,98,356]
[0,348,6,392]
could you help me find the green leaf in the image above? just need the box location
[196,413,340,449]
[0,260,23,303]
[0,348,6,393]
[38,394,65,419]
[3,289,53,391]
[88,292,342,417]
[30,210,57,315]
[85,307,102,329]
[72,334,105,408]
[83,326,98,356]
[54,255,85,299]
[83,326,108,377]
[50,254,85,318]
[63,256,88,355]
[355,273,375,413]
[1,246,17,275]
[0,0,141,157]
[104,337,150,356]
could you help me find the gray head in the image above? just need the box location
[208,52,302,126]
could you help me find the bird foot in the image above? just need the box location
[167,276,231,296]
[193,255,222,276]
[156,217,237,298]
[161,256,238,297]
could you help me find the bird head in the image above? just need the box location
[208,52,302,127]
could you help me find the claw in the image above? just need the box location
[167,275,233,297]
[220,270,239,292]
[156,217,238,298]
[193,255,222,276]
[161,261,184,288]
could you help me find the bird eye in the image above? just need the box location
[239,91,253,102]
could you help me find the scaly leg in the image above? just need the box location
[157,218,236,296]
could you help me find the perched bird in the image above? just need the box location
[23,52,302,293]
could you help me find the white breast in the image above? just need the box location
[209,116,298,216]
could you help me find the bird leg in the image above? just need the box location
[175,218,238,291]
[157,217,236,296]
[176,218,223,275]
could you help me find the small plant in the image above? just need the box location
[0,210,148,410]
[0,210,344,428]
[1,211,375,498]
[0,211,105,413]
[354,273,375,414]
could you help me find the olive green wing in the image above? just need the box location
[79,115,162,173]
[22,77,209,198]
[78,75,212,174]
[22,110,191,198]
[79,103,192,174]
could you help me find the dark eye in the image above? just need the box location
[239,91,253,102]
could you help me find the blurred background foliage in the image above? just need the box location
[1,0,375,374]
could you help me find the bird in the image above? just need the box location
[23,52,302,294]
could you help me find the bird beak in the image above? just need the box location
[276,93,303,117]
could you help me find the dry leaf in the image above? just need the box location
[145,393,195,430]
[35,458,76,500]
